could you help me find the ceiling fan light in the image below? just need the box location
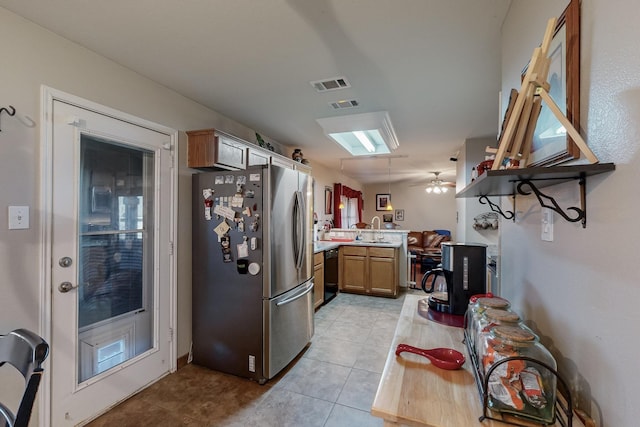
[424,172,451,195]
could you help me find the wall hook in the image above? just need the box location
[0,105,17,132]
[17,115,37,128]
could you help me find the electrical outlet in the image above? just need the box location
[8,206,29,230]
[541,208,553,241]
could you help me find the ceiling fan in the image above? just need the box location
[423,172,456,194]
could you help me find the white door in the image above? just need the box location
[46,94,176,426]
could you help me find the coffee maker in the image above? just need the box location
[421,242,487,315]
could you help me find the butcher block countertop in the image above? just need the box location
[371,294,588,427]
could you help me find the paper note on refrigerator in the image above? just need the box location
[213,220,231,238]
[213,205,236,220]
[231,195,244,208]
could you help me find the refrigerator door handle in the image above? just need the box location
[291,192,299,267]
[292,191,305,270]
[275,280,314,306]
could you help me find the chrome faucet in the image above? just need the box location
[371,216,381,230]
[371,216,383,241]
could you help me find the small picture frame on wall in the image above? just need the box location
[394,209,404,221]
[383,214,393,223]
[376,194,390,211]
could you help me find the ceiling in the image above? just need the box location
[0,0,511,185]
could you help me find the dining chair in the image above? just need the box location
[0,329,49,427]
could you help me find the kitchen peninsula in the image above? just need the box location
[313,229,409,298]
[371,294,590,427]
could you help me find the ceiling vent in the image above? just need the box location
[330,99,359,110]
[310,77,351,92]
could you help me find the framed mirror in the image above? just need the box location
[324,187,332,215]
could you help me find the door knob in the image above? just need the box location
[58,282,77,293]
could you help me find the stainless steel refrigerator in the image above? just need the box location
[191,164,314,383]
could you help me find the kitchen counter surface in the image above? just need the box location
[313,241,341,253]
[371,294,587,427]
[314,240,402,253]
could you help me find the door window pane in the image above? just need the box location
[77,135,154,382]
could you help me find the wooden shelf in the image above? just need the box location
[456,163,615,198]
[455,163,615,228]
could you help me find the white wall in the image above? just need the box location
[456,136,500,246]
[309,161,362,229]
[363,182,457,236]
[501,1,639,425]
[0,6,285,420]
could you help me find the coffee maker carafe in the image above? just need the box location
[421,242,487,315]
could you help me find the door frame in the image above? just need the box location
[38,86,178,427]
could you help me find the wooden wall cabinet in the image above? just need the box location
[339,246,398,297]
[187,128,311,173]
[248,147,270,166]
[271,155,295,170]
[313,252,325,309]
[186,129,247,170]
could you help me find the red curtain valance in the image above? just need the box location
[333,183,363,228]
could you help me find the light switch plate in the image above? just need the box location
[8,206,30,230]
[541,207,553,241]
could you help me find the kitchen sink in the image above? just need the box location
[354,239,393,244]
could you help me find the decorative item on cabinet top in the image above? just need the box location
[255,132,274,151]
[292,148,303,162]
[291,148,310,165]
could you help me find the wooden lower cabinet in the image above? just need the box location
[339,246,398,297]
[313,252,325,309]
[340,247,367,293]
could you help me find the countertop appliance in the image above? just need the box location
[192,164,314,384]
[421,242,487,315]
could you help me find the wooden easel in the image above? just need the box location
[492,18,598,170]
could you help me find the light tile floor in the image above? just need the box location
[86,289,419,427]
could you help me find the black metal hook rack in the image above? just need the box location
[516,179,584,225]
[479,195,515,221]
[463,329,574,427]
[456,163,615,228]
[0,105,16,132]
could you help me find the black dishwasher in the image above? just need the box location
[323,249,339,304]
